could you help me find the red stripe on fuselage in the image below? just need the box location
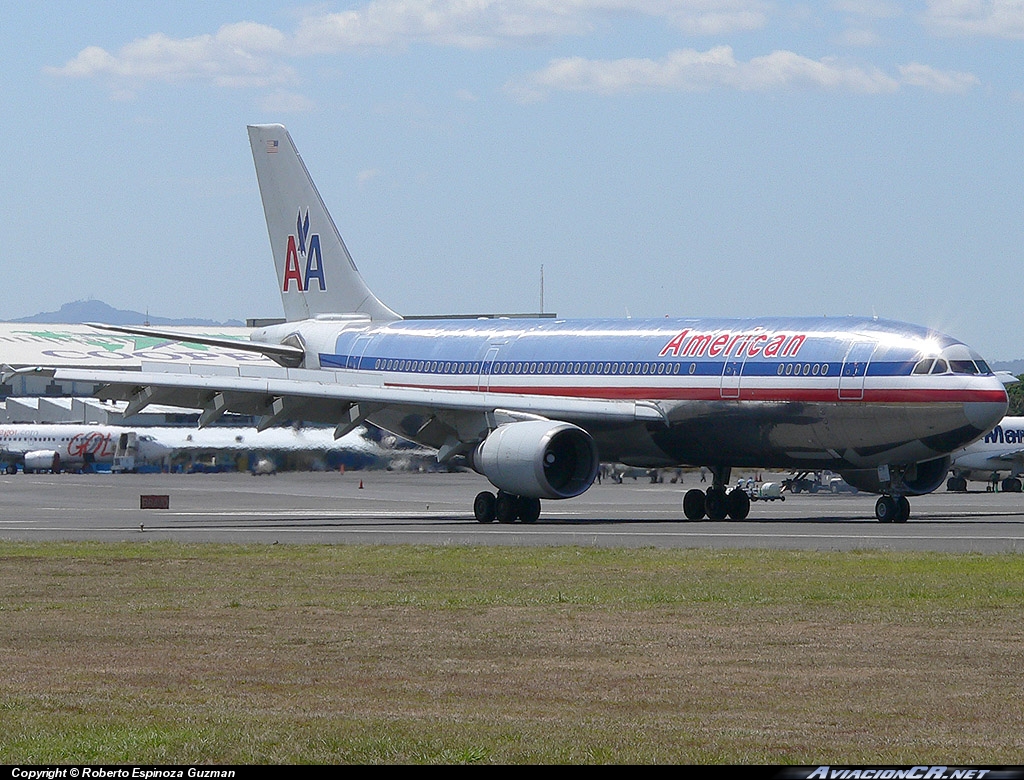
[383,382,1007,404]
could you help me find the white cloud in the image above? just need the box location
[44,1,986,103]
[47,22,294,89]
[294,0,587,51]
[898,61,980,93]
[621,0,769,35]
[512,46,903,97]
[47,1,772,92]
[923,0,1024,38]
[293,1,768,50]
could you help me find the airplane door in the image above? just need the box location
[346,335,373,370]
[479,347,500,392]
[839,341,875,400]
[720,355,745,399]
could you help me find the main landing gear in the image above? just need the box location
[948,475,1023,493]
[682,466,750,521]
[474,490,542,524]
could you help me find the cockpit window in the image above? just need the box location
[930,359,948,374]
[949,360,979,375]
[913,358,934,375]
[975,359,992,374]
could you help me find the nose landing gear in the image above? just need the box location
[874,494,910,523]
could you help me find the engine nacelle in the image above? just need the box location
[470,420,599,499]
[839,456,951,496]
[24,450,61,473]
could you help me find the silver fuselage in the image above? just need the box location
[257,314,1007,472]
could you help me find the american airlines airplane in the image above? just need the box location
[8,124,1008,523]
[947,416,1024,493]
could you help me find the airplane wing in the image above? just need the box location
[4,364,665,455]
[990,448,1024,464]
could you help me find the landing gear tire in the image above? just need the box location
[947,476,968,492]
[474,491,496,523]
[1002,477,1022,493]
[875,496,897,523]
[485,492,542,523]
[875,495,911,523]
[517,496,541,523]
[896,495,910,523]
[727,488,751,521]
[705,488,729,521]
[495,491,519,524]
[683,489,706,521]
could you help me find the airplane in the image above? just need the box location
[0,421,424,474]
[5,124,1008,523]
[946,416,1024,493]
[0,423,169,473]
[125,423,432,474]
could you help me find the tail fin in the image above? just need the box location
[248,124,399,323]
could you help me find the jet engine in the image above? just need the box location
[470,420,599,499]
[839,455,951,496]
[24,450,61,474]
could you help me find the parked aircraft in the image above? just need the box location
[0,424,168,473]
[126,424,431,473]
[947,416,1024,492]
[7,124,1008,523]
[0,423,423,474]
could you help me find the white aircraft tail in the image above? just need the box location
[248,124,399,323]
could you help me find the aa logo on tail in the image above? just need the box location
[282,209,326,292]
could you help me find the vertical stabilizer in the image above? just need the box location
[248,124,399,322]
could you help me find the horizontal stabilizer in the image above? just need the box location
[85,322,305,368]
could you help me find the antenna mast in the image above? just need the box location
[540,264,544,314]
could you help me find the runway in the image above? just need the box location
[2,469,1024,552]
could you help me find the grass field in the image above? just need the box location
[1,541,1023,764]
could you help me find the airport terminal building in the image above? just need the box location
[0,323,265,425]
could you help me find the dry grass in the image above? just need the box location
[1,542,1023,763]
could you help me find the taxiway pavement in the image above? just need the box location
[2,470,1024,552]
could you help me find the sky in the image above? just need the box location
[2,1,1022,360]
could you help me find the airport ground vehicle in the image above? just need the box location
[784,471,858,495]
[735,478,785,502]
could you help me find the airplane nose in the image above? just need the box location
[963,381,1008,433]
